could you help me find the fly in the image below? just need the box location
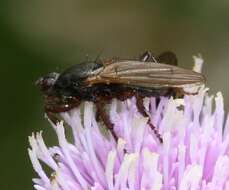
[36,51,205,143]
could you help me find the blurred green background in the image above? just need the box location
[1,0,229,189]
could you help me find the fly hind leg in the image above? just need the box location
[139,51,157,62]
[139,50,178,66]
[95,101,118,142]
[135,94,163,143]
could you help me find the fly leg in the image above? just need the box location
[44,97,81,125]
[171,88,198,99]
[45,111,60,125]
[136,94,163,143]
[136,95,148,117]
[140,51,157,62]
[178,88,198,96]
[140,50,178,66]
[95,102,118,142]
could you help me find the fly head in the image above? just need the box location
[36,72,60,95]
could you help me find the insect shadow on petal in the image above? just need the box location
[36,51,206,143]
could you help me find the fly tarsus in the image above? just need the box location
[136,94,163,143]
[95,102,118,142]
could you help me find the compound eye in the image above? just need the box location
[45,77,56,86]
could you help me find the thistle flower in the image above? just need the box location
[29,58,229,190]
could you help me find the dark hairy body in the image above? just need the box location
[36,51,205,143]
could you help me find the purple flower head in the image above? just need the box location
[29,57,229,190]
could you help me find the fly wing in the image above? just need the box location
[86,61,205,88]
